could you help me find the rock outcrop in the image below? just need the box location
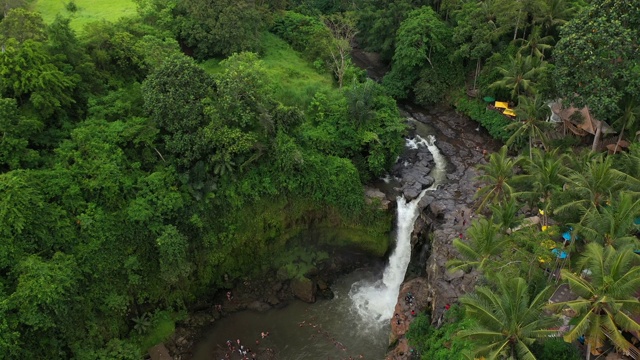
[385,104,502,358]
[291,276,316,303]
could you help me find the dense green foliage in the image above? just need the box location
[453,96,514,142]
[0,2,405,358]
[406,306,473,360]
[3,0,640,358]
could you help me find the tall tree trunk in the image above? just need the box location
[473,58,481,90]
[513,9,522,40]
[586,343,591,360]
[591,121,602,152]
[613,121,626,153]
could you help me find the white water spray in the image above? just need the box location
[350,134,447,325]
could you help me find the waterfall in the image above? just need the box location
[349,134,446,325]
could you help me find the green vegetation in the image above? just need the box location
[1,0,639,359]
[32,0,136,31]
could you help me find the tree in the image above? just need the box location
[507,95,553,158]
[383,5,451,99]
[0,39,77,117]
[517,148,566,210]
[0,98,42,170]
[555,154,627,223]
[459,276,558,359]
[323,12,358,88]
[447,218,509,273]
[553,0,640,122]
[548,243,640,360]
[490,197,524,233]
[575,192,640,248]
[611,95,640,153]
[533,0,575,36]
[515,26,554,59]
[142,55,214,166]
[489,53,547,100]
[177,0,266,58]
[0,8,46,44]
[156,225,191,287]
[0,0,27,18]
[474,146,520,210]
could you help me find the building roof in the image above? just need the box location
[549,100,616,136]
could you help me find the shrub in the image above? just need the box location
[65,1,78,13]
[270,11,331,62]
[532,338,581,360]
[453,96,514,142]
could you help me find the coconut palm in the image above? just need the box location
[611,95,640,153]
[490,197,523,234]
[534,0,575,35]
[459,276,559,360]
[575,192,640,248]
[555,154,627,223]
[547,243,640,360]
[447,218,509,273]
[517,148,567,211]
[489,53,547,100]
[616,144,640,193]
[475,146,521,210]
[506,95,553,158]
[515,26,554,59]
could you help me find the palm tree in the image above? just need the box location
[515,26,554,59]
[447,218,509,273]
[506,95,553,158]
[611,96,640,153]
[575,192,640,248]
[534,0,575,36]
[459,276,559,359]
[489,53,547,100]
[547,243,640,360]
[490,197,523,234]
[517,148,567,211]
[475,146,521,210]
[616,144,640,193]
[555,154,627,223]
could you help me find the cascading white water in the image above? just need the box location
[350,134,447,325]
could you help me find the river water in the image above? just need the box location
[191,133,447,360]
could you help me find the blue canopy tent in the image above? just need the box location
[549,248,569,283]
[552,248,568,259]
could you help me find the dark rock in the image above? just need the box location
[365,186,391,210]
[266,294,280,306]
[247,301,271,312]
[291,277,316,303]
[317,279,328,290]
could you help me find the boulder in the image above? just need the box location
[291,277,316,303]
[247,301,271,312]
[365,186,391,210]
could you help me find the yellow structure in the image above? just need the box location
[495,101,509,109]
[503,109,516,117]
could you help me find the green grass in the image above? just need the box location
[32,0,137,32]
[200,32,335,108]
[137,311,179,352]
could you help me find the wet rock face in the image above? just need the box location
[291,277,317,303]
[391,138,438,201]
[365,186,391,210]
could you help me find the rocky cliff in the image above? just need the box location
[385,104,501,358]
